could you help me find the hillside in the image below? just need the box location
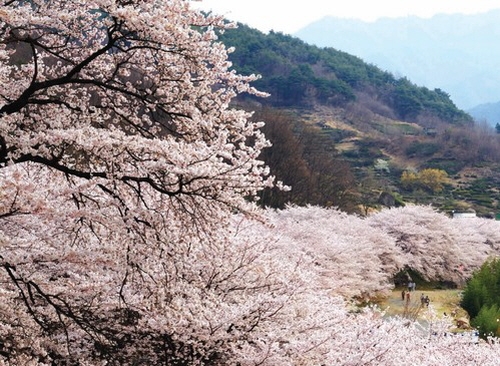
[220,24,470,123]
[218,24,500,216]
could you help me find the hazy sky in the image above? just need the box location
[193,0,500,34]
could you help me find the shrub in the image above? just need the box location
[400,168,448,193]
[461,258,500,339]
[471,304,500,339]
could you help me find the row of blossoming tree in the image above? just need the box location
[1,1,500,365]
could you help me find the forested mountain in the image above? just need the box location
[220,23,470,124]
[218,24,500,216]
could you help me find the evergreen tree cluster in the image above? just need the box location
[461,258,500,339]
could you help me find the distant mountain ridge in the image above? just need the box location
[468,101,500,126]
[295,10,500,113]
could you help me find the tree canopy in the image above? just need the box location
[461,258,500,338]
[0,1,273,363]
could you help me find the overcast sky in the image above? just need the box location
[193,0,500,34]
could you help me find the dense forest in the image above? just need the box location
[218,23,500,216]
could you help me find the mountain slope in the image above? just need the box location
[218,23,500,216]
[295,10,500,111]
[220,23,471,125]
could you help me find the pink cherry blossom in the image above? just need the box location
[2,1,500,365]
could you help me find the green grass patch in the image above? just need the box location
[374,289,468,323]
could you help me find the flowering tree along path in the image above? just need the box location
[0,1,275,364]
[1,1,500,365]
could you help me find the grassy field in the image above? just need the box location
[374,288,470,326]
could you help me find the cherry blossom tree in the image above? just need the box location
[3,1,500,365]
[366,205,465,283]
[367,205,500,284]
[0,0,282,364]
[262,205,403,300]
